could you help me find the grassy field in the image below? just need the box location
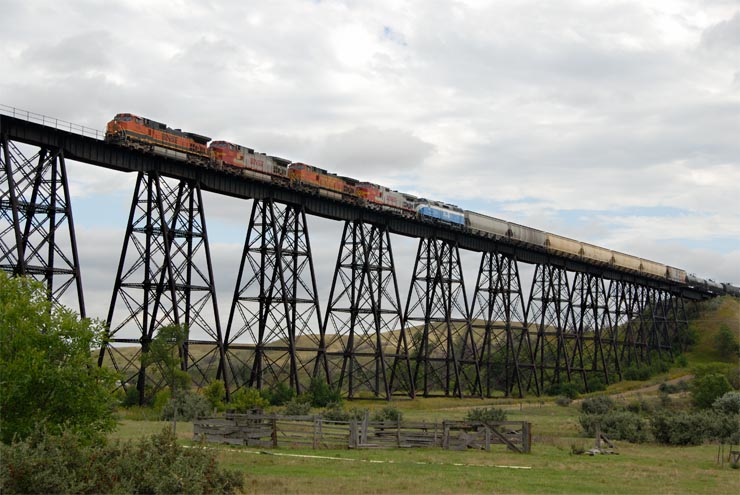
[108,297,740,494]
[111,394,739,495]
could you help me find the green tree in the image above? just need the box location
[142,324,190,433]
[0,273,117,444]
[691,373,733,409]
[715,324,740,360]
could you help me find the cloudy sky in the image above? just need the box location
[2,0,739,331]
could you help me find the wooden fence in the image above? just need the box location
[193,414,531,453]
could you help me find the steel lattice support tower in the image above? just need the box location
[470,251,537,397]
[612,280,641,372]
[160,179,225,391]
[99,172,223,402]
[404,237,481,398]
[223,199,323,396]
[570,272,613,388]
[528,264,586,391]
[320,220,413,399]
[99,171,180,403]
[0,136,85,315]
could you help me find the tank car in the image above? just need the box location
[105,113,210,163]
[722,283,740,297]
[416,200,465,226]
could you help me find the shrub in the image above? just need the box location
[0,274,117,444]
[229,387,269,412]
[202,380,226,412]
[623,365,651,381]
[547,381,582,399]
[625,398,653,415]
[581,396,615,415]
[586,375,607,392]
[306,378,343,407]
[555,396,573,407]
[372,405,404,422]
[715,324,740,360]
[579,411,651,444]
[464,407,507,423]
[713,391,740,415]
[691,373,732,409]
[658,380,689,394]
[0,427,243,494]
[283,398,311,416]
[160,391,211,421]
[262,382,295,406]
[650,411,712,445]
[322,402,349,421]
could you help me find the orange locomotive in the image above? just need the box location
[105,113,210,163]
[288,163,356,201]
[209,140,290,182]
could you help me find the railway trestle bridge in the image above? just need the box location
[1,109,710,402]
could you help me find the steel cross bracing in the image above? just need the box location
[0,136,85,315]
[320,220,414,399]
[405,237,482,398]
[98,172,223,403]
[223,199,323,396]
[470,251,537,398]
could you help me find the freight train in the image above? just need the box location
[105,113,738,296]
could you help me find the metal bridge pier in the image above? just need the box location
[99,172,223,403]
[0,136,85,315]
[320,220,413,399]
[223,199,323,397]
[470,251,536,397]
[405,237,482,398]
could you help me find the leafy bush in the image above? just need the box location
[229,387,269,412]
[261,382,295,406]
[546,381,582,399]
[713,391,740,415]
[202,380,226,412]
[586,375,607,393]
[581,396,615,415]
[0,427,243,494]
[625,398,654,415]
[464,407,507,423]
[555,396,573,407]
[579,411,651,444]
[283,398,311,416]
[373,405,404,422]
[160,391,211,421]
[623,365,652,381]
[650,411,712,446]
[715,324,740,360]
[0,274,117,444]
[691,373,732,409]
[306,377,343,407]
[658,380,690,394]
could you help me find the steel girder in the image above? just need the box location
[99,172,223,403]
[0,136,85,315]
[470,251,537,397]
[223,199,323,396]
[320,221,414,399]
[405,237,482,398]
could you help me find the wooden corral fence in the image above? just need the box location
[193,414,531,453]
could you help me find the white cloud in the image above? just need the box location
[2,0,739,323]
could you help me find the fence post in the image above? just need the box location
[484,427,491,451]
[362,410,369,445]
[313,417,319,450]
[349,420,357,448]
[524,422,532,453]
[443,421,450,450]
[271,415,278,448]
[397,418,401,447]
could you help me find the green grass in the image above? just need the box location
[107,297,740,494]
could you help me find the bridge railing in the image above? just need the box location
[0,104,105,140]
